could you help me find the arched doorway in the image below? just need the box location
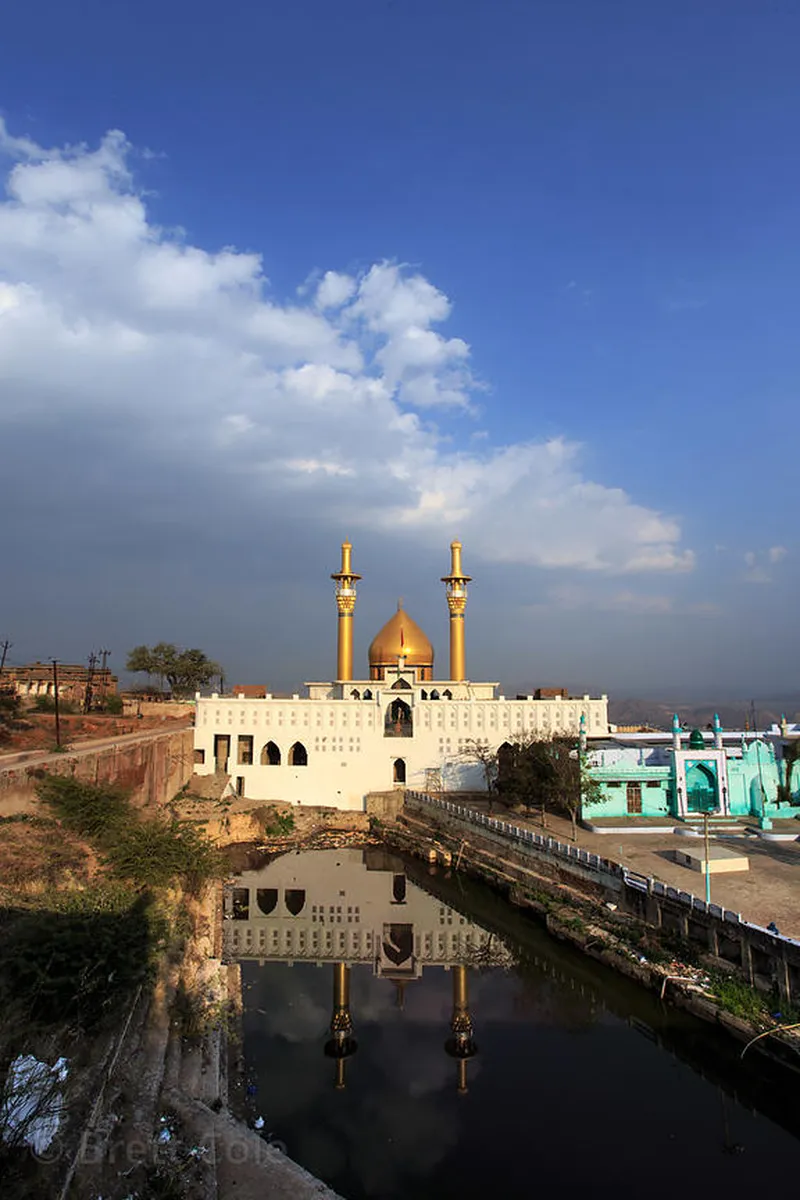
[385,699,412,738]
[686,762,718,813]
[393,758,406,784]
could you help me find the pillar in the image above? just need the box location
[331,541,361,682]
[441,541,471,682]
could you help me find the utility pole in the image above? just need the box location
[84,651,98,714]
[98,648,110,706]
[0,639,11,675]
[50,659,61,748]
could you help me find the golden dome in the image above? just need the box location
[368,603,434,668]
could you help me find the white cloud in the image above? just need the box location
[743,545,788,583]
[768,545,788,564]
[0,122,693,575]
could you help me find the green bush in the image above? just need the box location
[36,775,131,841]
[101,693,124,714]
[105,818,224,892]
[36,776,224,893]
[711,972,767,1022]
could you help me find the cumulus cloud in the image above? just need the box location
[0,122,692,574]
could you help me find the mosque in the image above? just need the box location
[192,541,610,810]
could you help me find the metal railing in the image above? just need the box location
[404,790,800,950]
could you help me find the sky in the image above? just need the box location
[1,1,798,697]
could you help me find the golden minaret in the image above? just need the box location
[324,962,357,1090]
[444,964,477,1094]
[331,541,361,682]
[441,540,471,682]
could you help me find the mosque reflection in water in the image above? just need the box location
[224,847,495,1093]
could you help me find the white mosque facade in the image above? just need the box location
[193,541,610,811]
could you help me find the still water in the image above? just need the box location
[226,848,800,1199]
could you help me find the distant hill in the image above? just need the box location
[608,697,800,732]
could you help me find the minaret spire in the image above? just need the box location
[444,964,477,1094]
[324,962,358,1090]
[331,541,361,682]
[441,540,472,682]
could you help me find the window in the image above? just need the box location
[289,741,308,766]
[194,748,205,765]
[363,689,373,700]
[350,689,360,699]
[261,741,281,766]
[237,735,253,765]
[393,758,406,784]
[236,775,245,797]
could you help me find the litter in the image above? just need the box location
[0,1054,69,1155]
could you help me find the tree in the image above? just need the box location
[460,738,500,807]
[126,643,221,697]
[495,734,601,841]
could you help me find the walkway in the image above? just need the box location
[439,795,800,937]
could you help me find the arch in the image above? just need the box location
[285,889,306,916]
[288,741,308,766]
[443,689,453,700]
[363,689,373,700]
[261,741,281,766]
[420,690,428,700]
[350,688,361,699]
[256,888,278,915]
[686,762,718,813]
[393,757,406,784]
[385,698,413,738]
[392,873,407,903]
[430,689,440,700]
[391,678,412,690]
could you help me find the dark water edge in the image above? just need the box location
[237,848,800,1200]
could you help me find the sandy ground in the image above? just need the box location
[459,798,800,936]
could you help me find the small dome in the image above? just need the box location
[369,604,434,668]
[688,729,705,750]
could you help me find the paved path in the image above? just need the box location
[456,798,800,937]
[0,723,192,771]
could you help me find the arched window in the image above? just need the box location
[350,688,361,699]
[256,888,278,915]
[421,690,428,700]
[285,889,306,916]
[443,689,453,699]
[430,689,440,700]
[393,758,406,784]
[289,741,308,767]
[261,741,281,766]
[391,678,412,690]
[363,689,373,700]
[385,699,412,738]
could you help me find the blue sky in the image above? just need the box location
[1,1,798,696]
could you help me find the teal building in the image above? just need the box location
[584,715,800,824]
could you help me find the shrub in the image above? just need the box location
[101,693,124,714]
[36,775,131,842]
[105,818,225,892]
[710,972,767,1022]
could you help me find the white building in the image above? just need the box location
[193,541,609,810]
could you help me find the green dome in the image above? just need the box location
[688,728,705,750]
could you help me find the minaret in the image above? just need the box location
[672,713,682,752]
[324,962,357,1090]
[713,712,723,750]
[331,541,361,682]
[441,541,472,682]
[444,964,477,1094]
[579,712,588,754]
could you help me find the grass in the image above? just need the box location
[252,805,295,838]
[710,972,769,1022]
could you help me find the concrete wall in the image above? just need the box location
[0,728,194,816]
[404,792,800,1004]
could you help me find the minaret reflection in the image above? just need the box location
[444,964,477,1094]
[324,962,358,1090]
